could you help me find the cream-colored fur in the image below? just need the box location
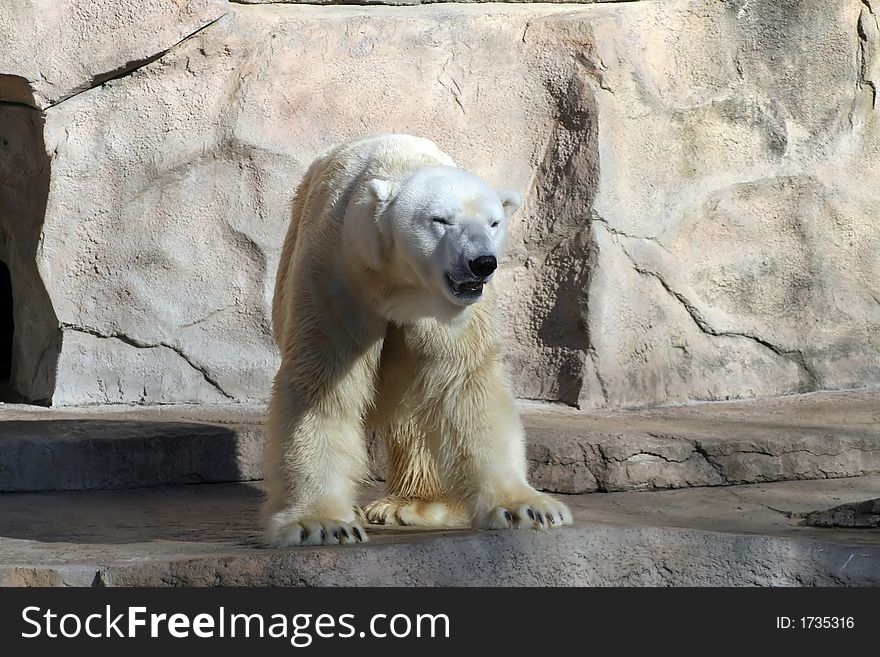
[264,134,572,547]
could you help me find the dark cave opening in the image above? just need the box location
[0,260,12,385]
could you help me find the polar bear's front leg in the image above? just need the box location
[444,363,573,532]
[399,306,572,532]
[263,337,383,547]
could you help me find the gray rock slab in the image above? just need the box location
[522,389,880,492]
[1,389,879,494]
[2,476,880,586]
[806,497,880,528]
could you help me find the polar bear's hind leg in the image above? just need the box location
[364,420,468,528]
[364,324,468,528]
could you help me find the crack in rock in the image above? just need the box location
[176,304,235,331]
[726,487,802,519]
[528,420,880,494]
[860,0,880,109]
[587,346,610,404]
[613,241,820,391]
[597,444,692,465]
[690,442,725,478]
[701,445,880,459]
[37,13,228,110]
[591,214,667,251]
[60,324,234,400]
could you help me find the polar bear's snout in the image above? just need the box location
[469,255,497,278]
[431,214,502,306]
[444,254,497,302]
[442,245,497,304]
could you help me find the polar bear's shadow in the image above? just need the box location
[0,416,469,549]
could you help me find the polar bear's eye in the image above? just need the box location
[432,216,452,225]
[490,221,500,228]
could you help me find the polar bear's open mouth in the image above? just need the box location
[445,273,485,300]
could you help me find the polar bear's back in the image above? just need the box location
[272,134,455,346]
[314,134,455,208]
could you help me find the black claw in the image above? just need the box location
[353,527,364,541]
[503,510,513,524]
[548,514,556,525]
[527,509,535,520]
[332,530,339,540]
[340,527,350,539]
[320,529,326,541]
[536,512,545,526]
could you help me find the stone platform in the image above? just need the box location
[1,476,879,586]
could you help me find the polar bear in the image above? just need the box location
[264,134,572,546]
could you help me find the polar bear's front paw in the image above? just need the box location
[364,496,467,527]
[475,495,573,530]
[267,513,368,548]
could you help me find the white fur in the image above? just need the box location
[265,134,571,547]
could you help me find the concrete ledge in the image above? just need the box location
[0,418,264,491]
[2,390,880,493]
[523,390,880,492]
[2,477,880,586]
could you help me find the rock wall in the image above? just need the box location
[1,0,878,407]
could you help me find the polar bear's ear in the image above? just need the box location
[497,190,522,218]
[367,179,397,204]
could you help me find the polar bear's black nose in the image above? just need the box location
[469,255,497,278]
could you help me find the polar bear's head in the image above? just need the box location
[369,165,521,313]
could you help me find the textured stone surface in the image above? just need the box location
[1,0,879,408]
[0,0,227,109]
[3,476,880,586]
[581,0,880,408]
[5,3,584,405]
[2,390,879,493]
